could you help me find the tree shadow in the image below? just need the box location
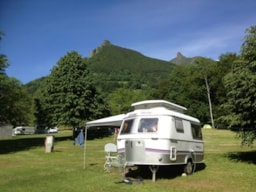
[226,150,256,164]
[0,131,114,154]
[86,127,114,140]
[125,163,206,181]
[0,135,72,154]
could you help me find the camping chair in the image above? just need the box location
[104,143,118,172]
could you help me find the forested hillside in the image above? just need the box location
[86,40,175,92]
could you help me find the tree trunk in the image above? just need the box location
[204,74,215,128]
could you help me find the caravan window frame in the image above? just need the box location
[175,118,184,133]
[120,119,134,134]
[137,118,159,133]
[191,123,203,140]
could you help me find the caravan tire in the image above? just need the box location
[184,160,194,175]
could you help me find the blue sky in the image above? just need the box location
[1,0,256,84]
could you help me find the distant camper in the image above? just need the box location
[117,100,204,181]
[13,126,35,135]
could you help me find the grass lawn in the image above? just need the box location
[0,129,256,192]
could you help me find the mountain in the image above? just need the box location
[88,40,174,74]
[86,40,175,92]
[170,52,198,65]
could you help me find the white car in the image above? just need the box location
[47,127,58,133]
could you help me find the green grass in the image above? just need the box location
[0,129,256,192]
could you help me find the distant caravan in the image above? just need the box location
[86,100,204,182]
[13,126,35,135]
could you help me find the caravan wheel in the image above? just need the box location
[184,160,194,175]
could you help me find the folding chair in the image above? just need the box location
[104,143,118,172]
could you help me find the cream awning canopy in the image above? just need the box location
[86,114,126,128]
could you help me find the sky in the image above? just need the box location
[1,0,256,84]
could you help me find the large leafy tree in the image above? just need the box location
[42,51,110,128]
[222,26,256,146]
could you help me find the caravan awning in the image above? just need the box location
[86,114,126,128]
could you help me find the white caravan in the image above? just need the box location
[118,100,203,180]
[86,100,204,181]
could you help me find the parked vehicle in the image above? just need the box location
[47,127,58,133]
[117,100,204,181]
[86,100,204,181]
[13,126,35,135]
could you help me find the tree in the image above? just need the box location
[107,88,149,114]
[222,26,256,146]
[42,51,110,128]
[0,77,32,126]
[214,53,239,127]
[0,31,9,75]
[33,98,48,129]
[193,57,216,128]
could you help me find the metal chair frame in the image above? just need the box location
[104,143,118,172]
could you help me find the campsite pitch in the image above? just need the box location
[0,129,255,192]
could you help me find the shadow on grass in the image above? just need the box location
[227,150,256,164]
[124,163,206,181]
[0,135,72,154]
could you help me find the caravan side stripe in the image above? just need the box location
[145,148,170,154]
[145,148,204,155]
[118,148,125,153]
[118,147,204,156]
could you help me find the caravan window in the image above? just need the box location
[191,124,203,140]
[138,118,158,133]
[120,119,134,134]
[175,118,184,133]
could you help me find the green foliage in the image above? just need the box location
[241,26,256,62]
[154,64,210,123]
[222,25,256,145]
[0,31,9,75]
[87,42,175,92]
[193,57,217,128]
[25,77,47,95]
[0,54,8,75]
[107,88,151,114]
[33,98,48,127]
[0,77,32,126]
[213,53,239,127]
[42,51,110,128]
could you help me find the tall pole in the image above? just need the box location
[83,127,88,169]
